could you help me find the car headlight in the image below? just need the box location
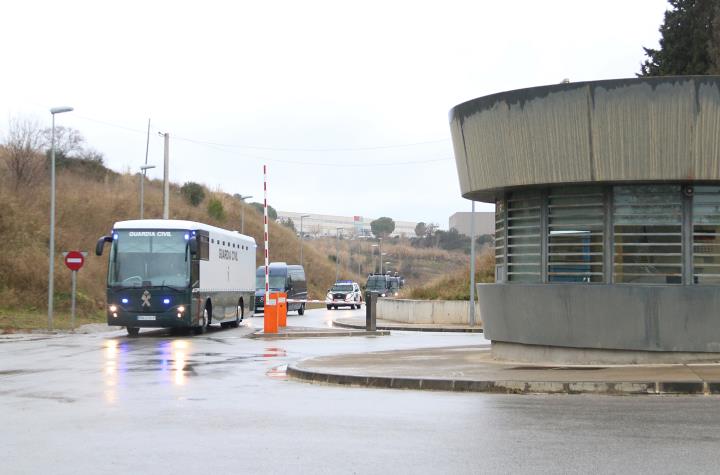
[345,294,353,301]
[326,293,333,300]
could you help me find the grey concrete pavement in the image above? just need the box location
[5,309,720,473]
[288,345,720,395]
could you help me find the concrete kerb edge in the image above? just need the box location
[332,319,484,333]
[249,330,390,340]
[285,364,720,395]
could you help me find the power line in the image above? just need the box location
[73,114,450,153]
[169,134,450,152]
[71,113,454,167]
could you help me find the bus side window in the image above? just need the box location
[191,260,200,288]
[197,235,210,261]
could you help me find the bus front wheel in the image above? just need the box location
[194,308,209,335]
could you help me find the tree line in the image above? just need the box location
[640,0,720,76]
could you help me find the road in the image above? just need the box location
[2,307,720,474]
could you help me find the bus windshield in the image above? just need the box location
[331,284,353,292]
[255,276,287,291]
[366,276,387,291]
[108,230,190,288]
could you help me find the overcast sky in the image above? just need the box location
[0,0,668,228]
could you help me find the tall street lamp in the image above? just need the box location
[299,214,310,268]
[139,164,156,219]
[48,106,73,331]
[371,237,384,273]
[335,227,344,282]
[237,194,253,234]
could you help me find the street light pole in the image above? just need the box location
[299,214,310,268]
[139,164,156,219]
[236,194,253,234]
[159,132,170,219]
[379,237,383,274]
[469,200,477,326]
[335,227,343,281]
[48,106,73,331]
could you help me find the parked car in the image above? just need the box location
[255,262,307,315]
[326,280,363,310]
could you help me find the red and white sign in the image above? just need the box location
[64,251,85,271]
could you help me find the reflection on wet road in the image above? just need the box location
[3,308,719,474]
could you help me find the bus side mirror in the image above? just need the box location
[95,235,112,256]
[188,236,198,255]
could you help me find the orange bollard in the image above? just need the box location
[278,292,287,327]
[263,291,278,333]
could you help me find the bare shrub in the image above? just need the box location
[1,116,46,190]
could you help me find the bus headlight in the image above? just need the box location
[177,306,185,318]
[109,304,117,313]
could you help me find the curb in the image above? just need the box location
[286,364,720,395]
[332,319,484,333]
[250,330,390,340]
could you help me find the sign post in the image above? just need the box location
[63,251,86,331]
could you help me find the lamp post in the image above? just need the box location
[236,194,253,234]
[335,227,344,281]
[299,214,310,268]
[48,106,73,331]
[158,132,170,219]
[469,200,476,326]
[139,164,156,219]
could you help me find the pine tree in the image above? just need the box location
[640,0,719,76]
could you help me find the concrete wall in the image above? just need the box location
[377,298,482,326]
[450,76,720,203]
[477,283,720,353]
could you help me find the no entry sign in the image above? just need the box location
[64,251,85,271]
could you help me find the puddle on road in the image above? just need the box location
[262,347,287,358]
[266,364,288,380]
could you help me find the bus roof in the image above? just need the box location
[112,219,256,245]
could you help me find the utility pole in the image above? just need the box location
[300,214,310,268]
[140,119,151,219]
[160,132,170,219]
[139,164,155,219]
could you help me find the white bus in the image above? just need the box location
[96,219,257,336]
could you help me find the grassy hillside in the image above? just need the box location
[0,154,494,330]
[305,236,475,292]
[406,249,495,300]
[0,164,348,329]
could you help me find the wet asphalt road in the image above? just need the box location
[2,307,720,474]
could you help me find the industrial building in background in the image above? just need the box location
[450,76,720,363]
[449,211,495,237]
[277,211,417,238]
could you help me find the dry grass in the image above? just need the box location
[305,236,476,295]
[0,161,491,329]
[0,166,354,329]
[406,249,495,300]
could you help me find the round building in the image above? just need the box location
[450,76,720,363]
